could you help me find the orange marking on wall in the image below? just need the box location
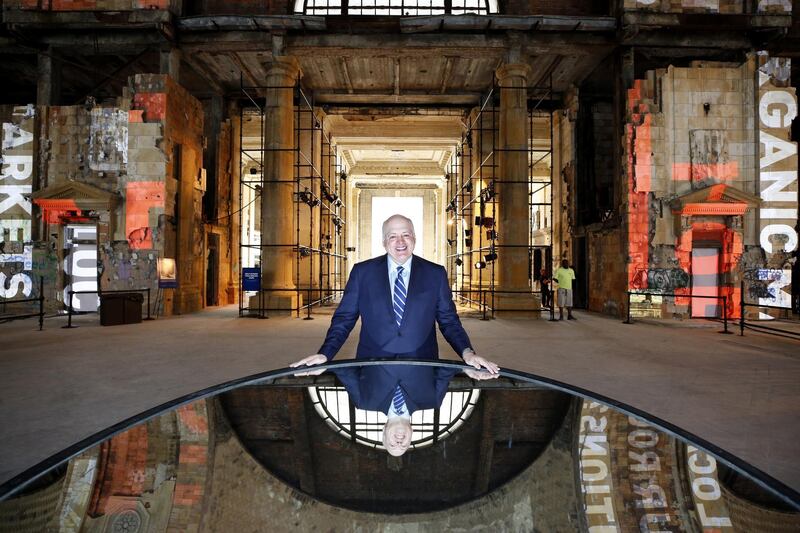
[179,444,208,465]
[133,92,166,122]
[671,162,739,182]
[176,403,209,435]
[125,182,164,249]
[174,483,204,506]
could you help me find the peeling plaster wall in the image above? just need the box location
[618,57,797,319]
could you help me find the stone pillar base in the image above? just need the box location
[492,292,541,319]
[248,291,303,316]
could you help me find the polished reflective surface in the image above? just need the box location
[1,362,798,532]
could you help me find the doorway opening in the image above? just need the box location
[690,245,721,318]
[206,232,219,306]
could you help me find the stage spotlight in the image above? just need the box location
[455,257,463,266]
[481,216,494,228]
[464,239,472,247]
[447,238,456,246]
[474,261,486,269]
[484,251,498,263]
[486,230,497,240]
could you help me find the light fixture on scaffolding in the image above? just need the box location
[484,251,498,263]
[455,257,463,266]
[486,230,497,240]
[447,238,456,246]
[475,216,494,228]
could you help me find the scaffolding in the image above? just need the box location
[445,78,554,318]
[238,78,347,318]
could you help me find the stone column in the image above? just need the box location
[259,57,302,313]
[495,63,539,316]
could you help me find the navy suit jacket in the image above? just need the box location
[319,254,473,360]
[331,365,458,415]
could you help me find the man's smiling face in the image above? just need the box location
[383,216,416,265]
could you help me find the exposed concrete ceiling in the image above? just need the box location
[325,113,462,178]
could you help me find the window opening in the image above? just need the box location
[295,0,498,15]
[308,385,480,449]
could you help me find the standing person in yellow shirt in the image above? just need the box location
[553,259,576,321]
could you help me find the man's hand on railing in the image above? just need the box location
[289,354,327,376]
[462,349,500,374]
[463,368,500,381]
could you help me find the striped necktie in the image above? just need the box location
[392,385,406,416]
[393,265,406,328]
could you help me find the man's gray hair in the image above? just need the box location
[382,214,416,241]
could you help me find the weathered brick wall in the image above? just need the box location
[504,0,608,15]
[553,91,578,268]
[588,228,626,315]
[202,0,290,15]
[131,74,205,314]
[7,0,180,13]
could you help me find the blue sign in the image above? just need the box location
[242,268,261,291]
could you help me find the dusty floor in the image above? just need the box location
[1,304,798,493]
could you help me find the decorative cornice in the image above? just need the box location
[679,202,749,216]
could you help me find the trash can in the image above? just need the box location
[100,292,144,326]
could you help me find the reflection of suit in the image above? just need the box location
[319,254,472,360]
[332,365,457,415]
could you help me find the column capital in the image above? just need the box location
[267,56,302,84]
[495,63,531,85]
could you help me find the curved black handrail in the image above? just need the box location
[1,359,799,511]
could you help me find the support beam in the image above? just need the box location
[160,46,181,82]
[473,396,494,496]
[183,53,225,94]
[229,52,260,87]
[394,58,400,96]
[203,94,225,221]
[339,58,354,94]
[440,56,454,94]
[37,48,61,106]
[287,391,316,493]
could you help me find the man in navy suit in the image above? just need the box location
[292,214,498,456]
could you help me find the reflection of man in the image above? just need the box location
[331,365,497,456]
[292,214,499,455]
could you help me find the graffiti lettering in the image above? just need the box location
[686,446,733,529]
[579,401,618,531]
[757,58,798,314]
[0,107,35,299]
[631,268,690,292]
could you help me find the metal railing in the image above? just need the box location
[0,277,45,331]
[738,281,800,339]
[63,288,153,329]
[622,290,732,334]
[452,288,552,321]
